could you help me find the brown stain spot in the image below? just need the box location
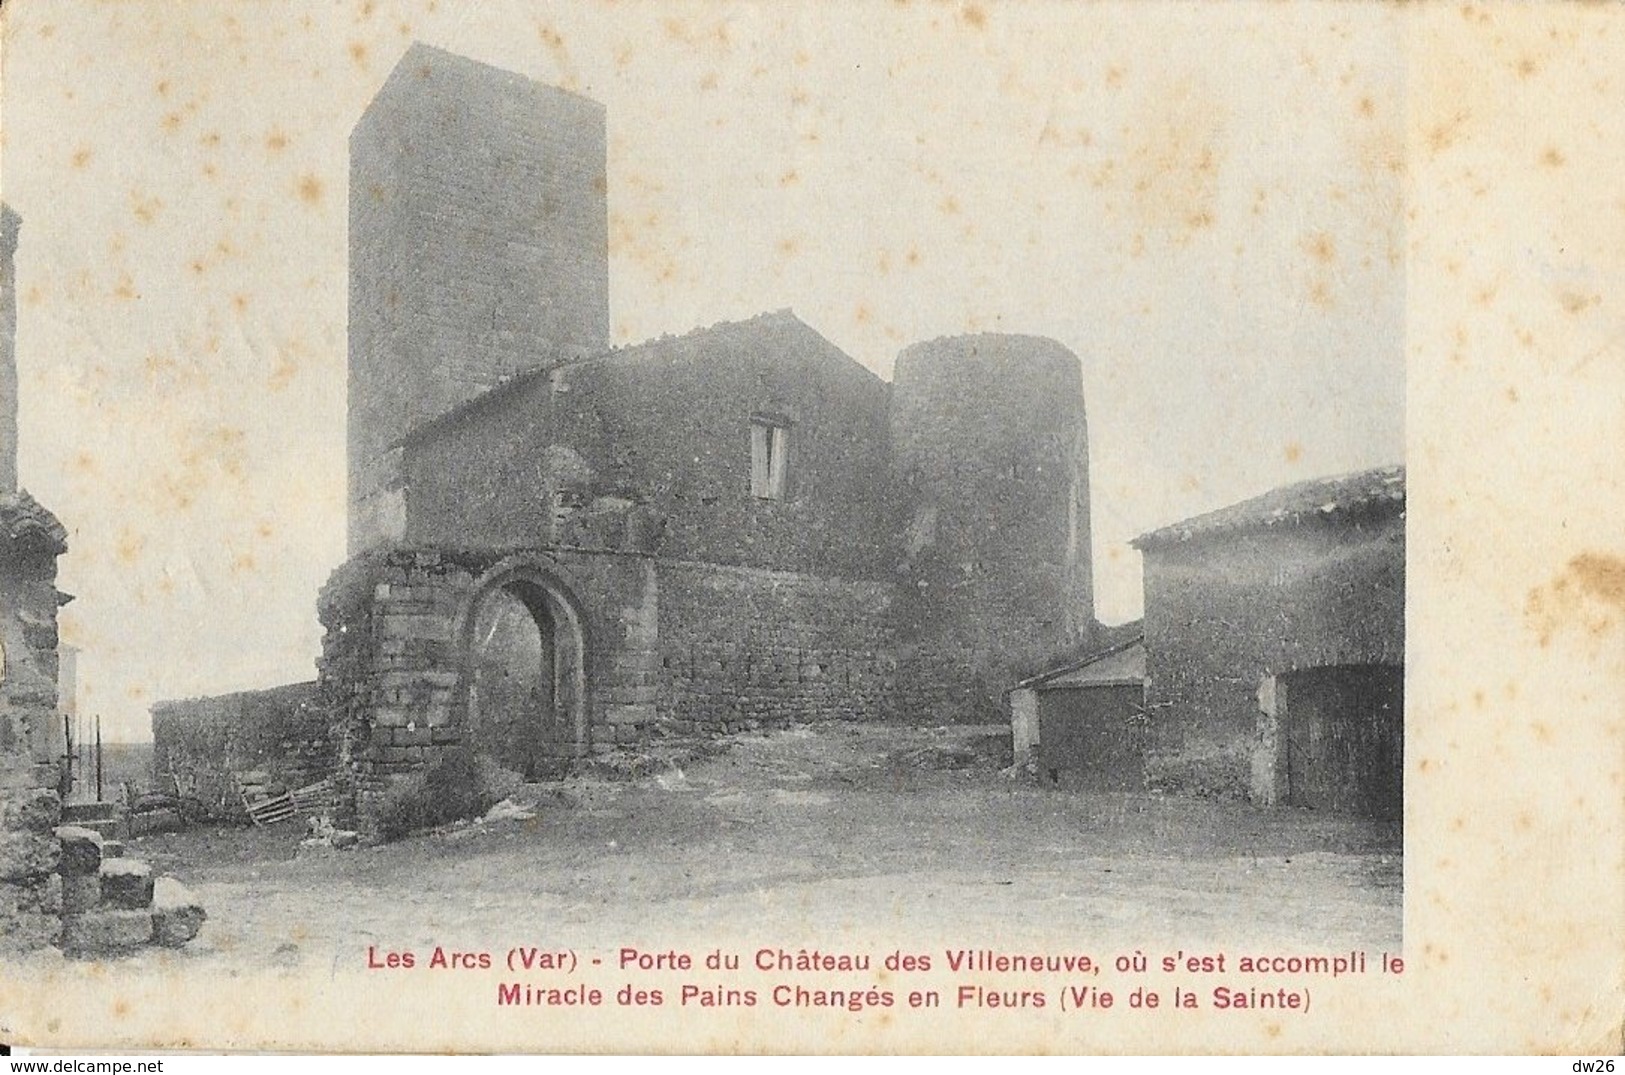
[1303,232,1336,265]
[1418,757,1433,773]
[1264,1024,1281,1039]
[231,552,258,574]
[940,195,961,216]
[1471,688,1485,709]
[1540,146,1566,168]
[115,529,146,566]
[1283,442,1302,464]
[779,169,799,187]
[1572,548,1625,603]
[113,999,130,1018]
[232,293,250,315]
[161,112,183,134]
[1505,385,1519,404]
[71,147,93,169]
[1307,278,1334,309]
[905,246,922,268]
[699,72,719,91]
[349,41,369,68]
[1516,55,1539,78]
[156,79,171,97]
[297,174,325,205]
[269,352,299,391]
[130,192,163,225]
[266,129,289,152]
[1426,111,1469,155]
[1105,66,1124,89]
[1123,81,1225,245]
[1514,812,1533,832]
[961,3,987,29]
[855,303,873,326]
[1449,815,1465,832]
[1357,96,1375,118]
[1559,291,1599,315]
[112,275,138,302]
[1525,552,1625,647]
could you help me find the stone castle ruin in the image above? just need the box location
[315,44,1100,826]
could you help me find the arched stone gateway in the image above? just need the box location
[454,560,590,779]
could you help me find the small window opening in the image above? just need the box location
[750,418,790,499]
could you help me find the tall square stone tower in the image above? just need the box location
[348,43,610,552]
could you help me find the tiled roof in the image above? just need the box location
[393,309,834,449]
[0,489,67,555]
[1133,465,1404,551]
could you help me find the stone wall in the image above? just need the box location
[1139,512,1405,799]
[0,490,68,952]
[655,560,896,732]
[318,540,905,831]
[150,682,328,819]
[318,545,659,830]
[349,43,610,553]
[890,334,1095,723]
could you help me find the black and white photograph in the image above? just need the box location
[0,0,1618,1056]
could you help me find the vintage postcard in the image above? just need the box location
[0,0,1620,1055]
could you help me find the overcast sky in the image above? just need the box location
[0,1,1404,741]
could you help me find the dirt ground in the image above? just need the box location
[124,722,1401,971]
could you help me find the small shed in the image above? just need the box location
[1010,636,1147,790]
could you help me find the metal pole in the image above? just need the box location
[95,714,103,802]
[62,714,72,800]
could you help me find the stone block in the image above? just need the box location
[61,872,100,914]
[151,876,206,948]
[99,858,155,910]
[61,908,154,954]
[0,786,60,834]
[100,838,126,859]
[0,830,60,881]
[0,872,61,934]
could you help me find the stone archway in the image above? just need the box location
[455,560,589,779]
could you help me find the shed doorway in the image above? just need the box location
[467,578,581,779]
[1274,663,1403,820]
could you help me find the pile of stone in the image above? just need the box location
[236,771,286,803]
[54,825,205,955]
[298,814,361,853]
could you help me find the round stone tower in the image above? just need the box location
[890,334,1094,723]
